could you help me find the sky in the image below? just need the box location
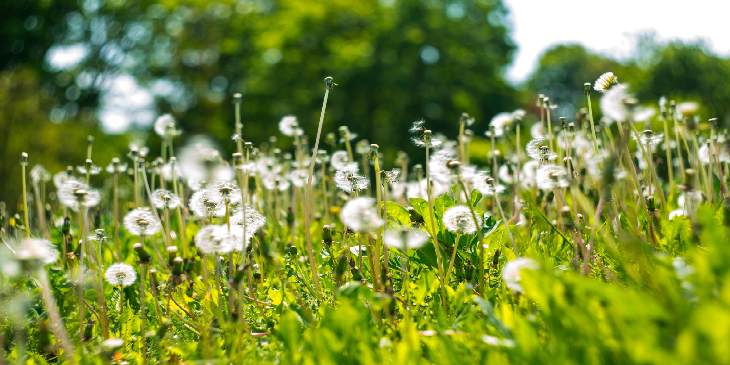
[504,0,730,82]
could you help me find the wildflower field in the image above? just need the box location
[2,73,730,364]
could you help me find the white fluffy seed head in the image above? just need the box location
[502,257,538,293]
[57,178,101,211]
[104,263,137,287]
[14,238,58,265]
[340,197,383,233]
[383,228,429,250]
[536,164,570,191]
[194,225,237,255]
[189,188,225,218]
[151,189,181,209]
[123,208,162,236]
[279,115,303,137]
[154,114,178,137]
[443,205,480,234]
[593,72,619,93]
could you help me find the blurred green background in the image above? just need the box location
[2,0,729,207]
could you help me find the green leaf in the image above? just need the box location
[384,201,411,227]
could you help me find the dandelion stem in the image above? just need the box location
[20,153,31,238]
[584,83,599,153]
[303,76,335,295]
[37,269,75,362]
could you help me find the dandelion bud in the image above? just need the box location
[20,152,28,166]
[708,117,719,129]
[172,256,184,276]
[335,254,348,280]
[166,245,178,261]
[407,206,424,225]
[322,224,333,246]
[369,144,379,159]
[324,76,335,90]
[232,152,243,165]
[413,164,423,179]
[326,132,337,147]
[134,243,151,264]
[647,196,656,212]
[447,160,461,173]
[584,82,591,93]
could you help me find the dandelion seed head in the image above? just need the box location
[104,263,137,287]
[231,205,266,236]
[383,169,401,185]
[443,205,480,234]
[189,188,226,217]
[593,72,619,93]
[279,115,303,137]
[151,189,181,209]
[502,257,538,293]
[13,238,58,265]
[330,150,354,171]
[194,225,236,254]
[334,170,369,193]
[123,208,162,236]
[57,179,101,211]
[536,164,570,190]
[600,84,631,123]
[472,172,505,196]
[340,197,383,233]
[383,227,429,250]
[154,114,179,137]
[30,165,51,184]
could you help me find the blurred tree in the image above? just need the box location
[524,44,639,118]
[634,41,730,125]
[0,0,77,70]
[0,69,127,208]
[43,0,517,161]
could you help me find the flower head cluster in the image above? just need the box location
[154,114,180,138]
[383,227,429,250]
[526,137,556,162]
[57,179,101,211]
[487,109,525,137]
[334,169,369,193]
[13,238,58,266]
[340,197,383,233]
[593,72,619,93]
[104,263,137,287]
[195,225,241,254]
[151,189,181,209]
[279,115,303,137]
[502,257,538,293]
[189,188,226,217]
[123,208,162,236]
[443,205,480,234]
[536,164,570,191]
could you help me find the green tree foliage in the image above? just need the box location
[43,0,517,155]
[1,0,517,204]
[635,41,730,124]
[524,44,638,117]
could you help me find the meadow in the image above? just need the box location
[1,72,729,364]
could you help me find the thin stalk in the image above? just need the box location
[584,84,599,153]
[37,269,75,362]
[20,153,30,238]
[303,77,335,295]
[662,116,675,197]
